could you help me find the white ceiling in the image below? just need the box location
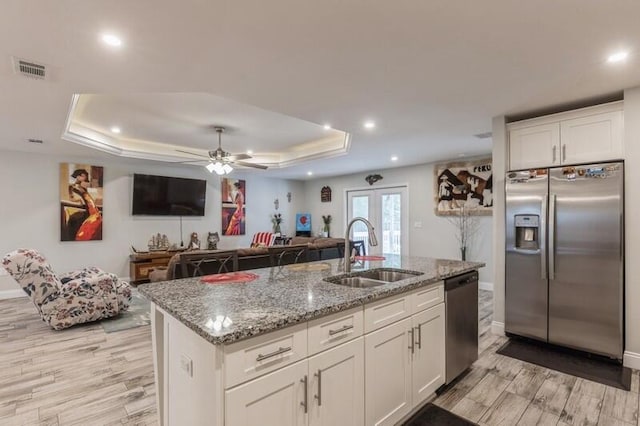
[66,93,349,167]
[0,0,639,179]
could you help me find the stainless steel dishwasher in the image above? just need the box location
[445,271,479,384]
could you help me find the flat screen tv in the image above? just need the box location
[132,174,206,216]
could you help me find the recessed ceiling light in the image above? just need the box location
[110,126,121,134]
[607,51,629,63]
[323,124,331,130]
[363,121,376,129]
[391,156,398,161]
[307,171,313,176]
[247,149,253,155]
[101,33,123,47]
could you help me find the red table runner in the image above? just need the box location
[200,272,259,284]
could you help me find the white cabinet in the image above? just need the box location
[308,338,364,426]
[411,304,446,405]
[365,317,413,426]
[509,123,561,170]
[561,110,623,165]
[227,338,364,426]
[508,102,624,170]
[226,359,308,426]
[364,302,446,426]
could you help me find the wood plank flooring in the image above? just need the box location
[0,297,156,425]
[434,290,640,426]
[1,290,637,425]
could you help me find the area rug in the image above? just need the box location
[101,289,151,333]
[497,338,631,391]
[403,403,476,426]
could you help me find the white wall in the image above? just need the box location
[491,87,640,367]
[303,161,494,285]
[0,150,304,294]
[623,87,640,366]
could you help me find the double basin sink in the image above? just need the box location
[324,268,424,288]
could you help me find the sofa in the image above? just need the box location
[149,237,347,282]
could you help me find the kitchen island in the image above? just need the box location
[139,256,483,426]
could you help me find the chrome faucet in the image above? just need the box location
[344,217,379,273]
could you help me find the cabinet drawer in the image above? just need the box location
[224,323,307,389]
[411,283,444,314]
[308,307,363,356]
[364,293,411,333]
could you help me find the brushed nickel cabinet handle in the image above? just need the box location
[328,324,353,336]
[415,324,422,350]
[300,375,308,413]
[408,328,415,354]
[562,144,566,162]
[552,145,557,163]
[256,346,292,362]
[314,370,322,406]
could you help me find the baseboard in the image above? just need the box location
[0,289,26,299]
[491,321,505,336]
[479,281,494,291]
[623,351,640,369]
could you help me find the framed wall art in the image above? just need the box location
[221,178,246,235]
[434,158,492,216]
[60,163,104,241]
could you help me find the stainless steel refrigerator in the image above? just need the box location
[505,162,624,360]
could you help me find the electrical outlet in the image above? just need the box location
[414,221,422,229]
[180,355,193,377]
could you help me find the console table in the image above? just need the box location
[129,251,183,285]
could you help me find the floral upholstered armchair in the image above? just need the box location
[2,249,132,330]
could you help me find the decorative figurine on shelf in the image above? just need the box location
[272,213,283,236]
[188,232,201,250]
[322,215,332,238]
[148,233,170,251]
[207,232,220,250]
[365,174,383,185]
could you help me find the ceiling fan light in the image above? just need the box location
[205,162,216,173]
[213,162,225,175]
[222,164,233,174]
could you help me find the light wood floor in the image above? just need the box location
[1,291,637,426]
[434,290,640,426]
[0,297,157,425]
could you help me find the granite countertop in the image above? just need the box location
[138,255,484,345]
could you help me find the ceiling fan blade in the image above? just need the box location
[176,149,210,159]
[226,153,252,161]
[234,160,268,170]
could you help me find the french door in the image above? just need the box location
[346,186,408,256]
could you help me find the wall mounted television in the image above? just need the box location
[132,174,206,216]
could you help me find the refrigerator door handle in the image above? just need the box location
[549,194,556,280]
[540,195,548,280]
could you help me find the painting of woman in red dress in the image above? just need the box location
[221,178,245,236]
[60,164,103,241]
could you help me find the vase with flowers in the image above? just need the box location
[272,213,283,236]
[322,215,332,238]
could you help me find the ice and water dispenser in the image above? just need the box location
[514,215,540,250]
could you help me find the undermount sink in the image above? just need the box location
[357,269,423,282]
[324,268,424,288]
[329,277,388,288]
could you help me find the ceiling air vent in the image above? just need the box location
[13,57,47,80]
[473,132,492,139]
[27,138,44,144]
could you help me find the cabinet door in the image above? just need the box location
[365,318,412,426]
[560,110,623,164]
[411,303,445,406]
[226,360,308,426]
[509,123,560,170]
[308,338,364,426]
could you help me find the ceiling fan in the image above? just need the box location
[176,126,268,174]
